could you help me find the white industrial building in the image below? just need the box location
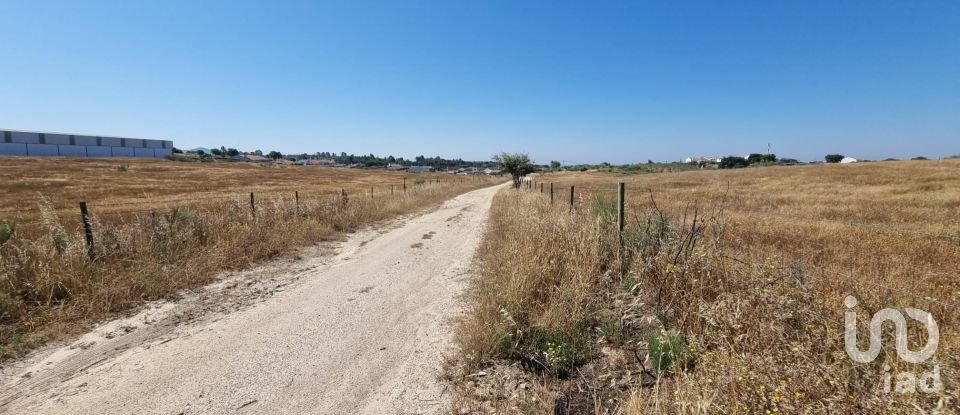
[0,129,173,158]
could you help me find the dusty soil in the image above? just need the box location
[0,183,505,414]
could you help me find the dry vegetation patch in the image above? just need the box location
[452,160,959,414]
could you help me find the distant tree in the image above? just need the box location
[210,148,223,156]
[825,154,845,163]
[267,151,283,160]
[226,148,240,157]
[196,150,206,156]
[550,160,561,171]
[494,152,536,188]
[911,156,929,161]
[719,156,749,169]
[172,147,184,154]
[883,158,900,161]
[255,150,264,156]
[747,153,777,165]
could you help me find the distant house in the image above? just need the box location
[407,166,434,173]
[840,157,859,164]
[297,159,336,166]
[386,163,408,171]
[456,167,482,175]
[233,154,269,162]
[684,156,720,167]
[483,168,502,175]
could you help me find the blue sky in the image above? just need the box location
[1,1,957,163]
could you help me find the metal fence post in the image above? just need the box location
[79,202,95,260]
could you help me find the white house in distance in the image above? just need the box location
[684,156,720,164]
[840,157,859,164]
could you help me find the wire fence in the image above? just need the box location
[520,178,960,312]
[0,174,498,254]
[522,178,960,244]
[0,174,494,226]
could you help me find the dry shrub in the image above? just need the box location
[0,178,495,359]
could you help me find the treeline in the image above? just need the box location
[175,146,497,168]
[302,152,498,168]
[719,153,789,168]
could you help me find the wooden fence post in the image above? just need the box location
[617,182,625,274]
[570,185,575,212]
[391,184,394,196]
[370,186,374,199]
[540,183,543,193]
[403,177,407,193]
[249,192,256,219]
[79,202,95,260]
[550,183,554,203]
[295,191,300,214]
[617,182,625,234]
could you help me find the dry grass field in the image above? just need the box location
[0,157,497,359]
[0,157,459,220]
[452,159,959,414]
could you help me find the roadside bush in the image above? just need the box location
[719,156,748,169]
[648,330,692,374]
[0,221,16,246]
[825,154,845,163]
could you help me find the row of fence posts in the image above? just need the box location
[75,174,467,260]
[525,178,627,272]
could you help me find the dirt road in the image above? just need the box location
[0,184,504,414]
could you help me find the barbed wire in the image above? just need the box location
[520,180,960,311]
[522,180,960,244]
[0,178,480,218]
[712,252,960,312]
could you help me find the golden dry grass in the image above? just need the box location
[455,159,959,414]
[0,157,457,219]
[0,157,497,359]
